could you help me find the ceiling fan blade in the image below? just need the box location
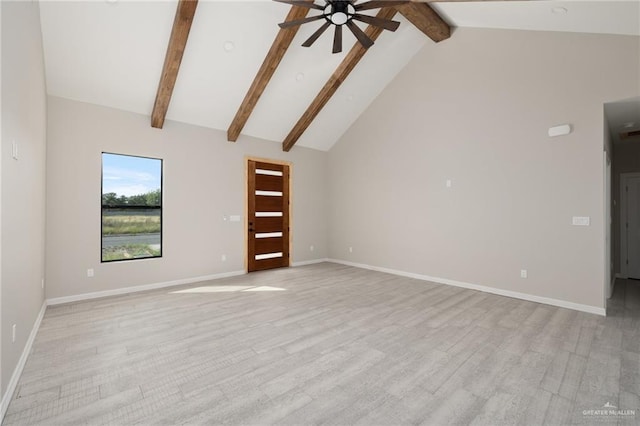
[352,13,400,31]
[273,0,324,10]
[333,25,343,54]
[302,21,332,47]
[346,21,374,49]
[278,14,326,29]
[354,1,408,12]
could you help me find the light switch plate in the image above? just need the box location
[572,216,590,226]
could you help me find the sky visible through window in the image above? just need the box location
[102,153,161,197]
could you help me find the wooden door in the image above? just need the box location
[247,160,290,272]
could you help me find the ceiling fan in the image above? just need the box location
[275,0,404,54]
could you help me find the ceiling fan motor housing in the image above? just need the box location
[325,1,356,26]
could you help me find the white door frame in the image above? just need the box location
[619,172,640,278]
[604,152,612,300]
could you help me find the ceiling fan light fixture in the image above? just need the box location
[331,11,349,25]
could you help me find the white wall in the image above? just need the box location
[328,28,640,311]
[46,97,328,300]
[1,0,47,398]
[0,0,3,400]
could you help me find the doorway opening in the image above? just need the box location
[619,173,640,279]
[605,96,640,307]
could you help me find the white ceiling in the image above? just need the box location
[434,0,640,36]
[39,0,640,151]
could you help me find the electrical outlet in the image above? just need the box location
[221,254,227,262]
[87,268,94,278]
[12,324,16,343]
[310,245,314,252]
[520,269,528,279]
[349,247,353,253]
[572,216,590,226]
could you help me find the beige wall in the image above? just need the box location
[1,1,47,395]
[328,28,640,310]
[46,96,328,299]
[612,141,640,275]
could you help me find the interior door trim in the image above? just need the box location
[245,156,293,272]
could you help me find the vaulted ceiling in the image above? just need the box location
[39,1,640,151]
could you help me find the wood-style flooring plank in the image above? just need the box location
[4,264,640,425]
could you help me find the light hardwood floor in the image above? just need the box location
[3,263,639,425]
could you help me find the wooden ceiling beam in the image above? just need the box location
[282,7,398,152]
[227,5,311,142]
[396,2,450,43]
[151,0,198,129]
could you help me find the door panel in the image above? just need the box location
[255,195,284,212]
[254,217,283,233]
[252,257,286,271]
[255,174,283,192]
[248,160,290,272]
[255,237,285,255]
[254,161,284,172]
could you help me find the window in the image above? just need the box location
[101,153,162,262]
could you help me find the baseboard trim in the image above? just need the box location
[46,260,331,306]
[292,258,329,267]
[1,300,47,421]
[46,270,246,306]
[328,259,606,316]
